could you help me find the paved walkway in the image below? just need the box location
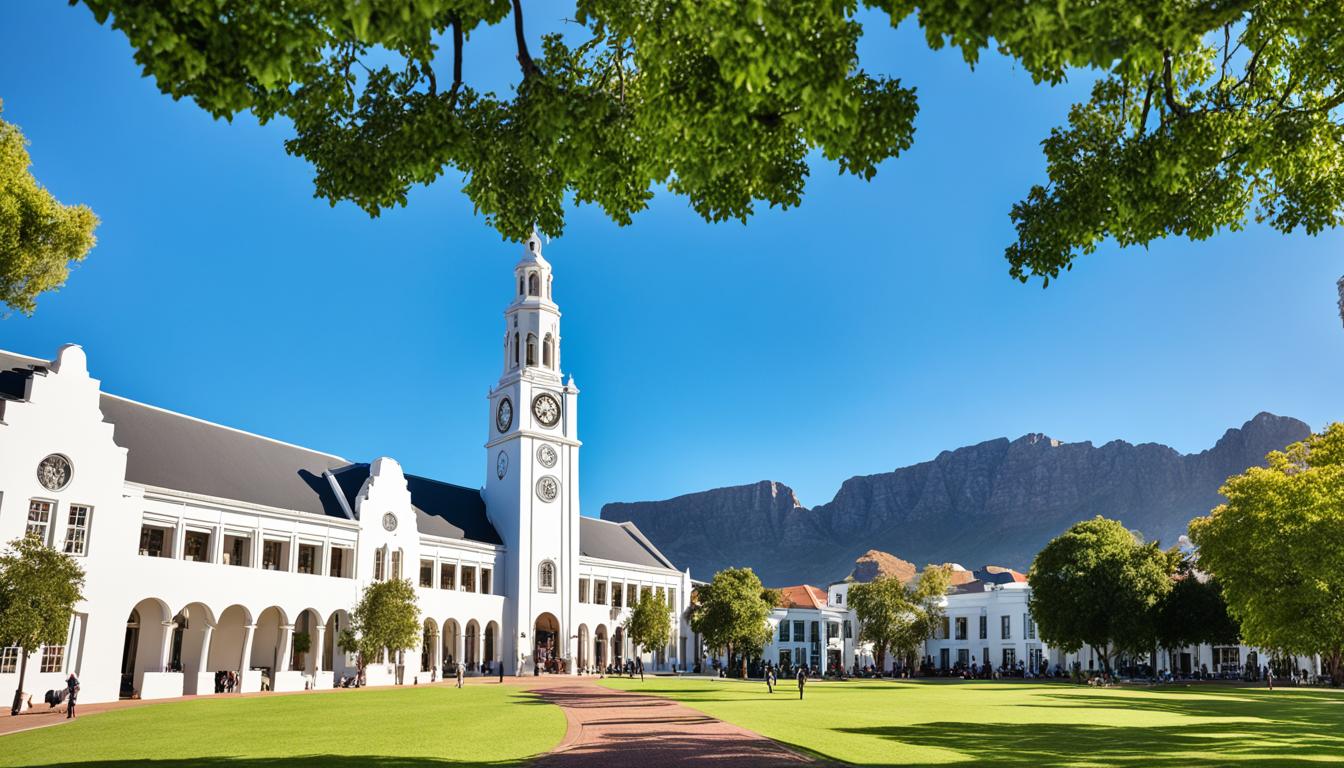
[526,677,821,767]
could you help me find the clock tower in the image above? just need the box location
[483,232,582,674]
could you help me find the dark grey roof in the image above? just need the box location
[580,517,678,570]
[331,464,501,545]
[1,347,501,545]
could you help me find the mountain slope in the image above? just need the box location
[599,413,1310,586]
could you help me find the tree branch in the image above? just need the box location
[1139,77,1154,135]
[1162,50,1190,118]
[512,0,537,79]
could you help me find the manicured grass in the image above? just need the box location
[0,684,566,768]
[601,676,1344,766]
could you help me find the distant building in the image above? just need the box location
[0,235,692,705]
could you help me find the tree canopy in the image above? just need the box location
[847,565,949,672]
[688,567,775,677]
[1153,554,1240,654]
[74,0,1344,280]
[0,101,99,315]
[337,577,420,674]
[1028,516,1172,673]
[1190,422,1344,684]
[623,590,672,663]
[0,535,86,714]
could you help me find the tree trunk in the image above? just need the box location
[9,647,28,716]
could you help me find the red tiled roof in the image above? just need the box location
[775,584,827,610]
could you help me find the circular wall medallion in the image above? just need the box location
[496,450,509,479]
[37,454,72,492]
[531,393,561,428]
[535,475,560,503]
[382,512,398,532]
[536,443,558,468]
[496,397,514,433]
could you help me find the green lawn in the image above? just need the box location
[601,676,1344,766]
[0,684,566,768]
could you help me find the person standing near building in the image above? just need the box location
[766,664,775,694]
[64,673,80,719]
[796,666,807,700]
[456,661,465,689]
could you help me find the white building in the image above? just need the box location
[0,234,692,705]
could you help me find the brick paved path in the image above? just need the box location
[527,677,821,767]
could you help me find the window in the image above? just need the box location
[579,578,590,603]
[1000,615,1011,640]
[612,583,623,608]
[810,621,820,642]
[373,547,386,580]
[979,615,987,640]
[937,617,950,640]
[526,334,537,366]
[391,549,403,580]
[955,617,968,641]
[224,533,250,567]
[528,272,539,295]
[263,540,288,571]
[39,645,65,673]
[793,621,804,641]
[138,524,171,558]
[843,619,852,639]
[1002,647,1017,669]
[184,530,211,562]
[779,620,790,642]
[63,504,91,555]
[543,334,553,368]
[461,565,477,592]
[295,544,318,574]
[419,559,434,587]
[1025,614,1036,640]
[958,648,970,668]
[513,333,520,367]
[329,546,347,577]
[827,622,839,641]
[440,562,456,590]
[519,276,525,295]
[628,587,638,608]
[594,580,607,605]
[480,567,492,595]
[538,561,555,592]
[0,647,18,674]
[27,500,53,543]
[668,588,676,609]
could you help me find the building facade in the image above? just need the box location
[0,235,691,705]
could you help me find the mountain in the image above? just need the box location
[600,413,1311,586]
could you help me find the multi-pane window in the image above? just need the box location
[39,645,64,673]
[139,524,171,558]
[298,544,319,574]
[480,568,492,595]
[1001,615,1012,640]
[579,578,590,603]
[843,619,852,639]
[979,615,987,640]
[224,533,250,567]
[0,647,18,674]
[1002,647,1017,669]
[827,622,839,641]
[793,621,804,641]
[63,504,91,555]
[373,547,385,581]
[184,530,211,562]
[594,580,607,605]
[538,562,555,592]
[612,583,624,608]
[390,549,403,580]
[461,565,477,592]
[834,592,844,606]
[263,540,286,571]
[668,588,676,608]
[1024,614,1036,640]
[440,562,456,590]
[955,617,968,640]
[779,620,790,642]
[26,500,54,543]
[419,559,434,587]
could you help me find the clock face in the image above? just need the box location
[496,451,509,479]
[496,397,514,433]
[535,475,559,503]
[532,393,561,427]
[37,454,72,491]
[536,443,558,468]
[382,512,397,532]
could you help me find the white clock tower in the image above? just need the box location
[483,232,582,674]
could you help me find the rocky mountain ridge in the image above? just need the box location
[600,413,1311,586]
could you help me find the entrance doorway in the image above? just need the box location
[534,613,560,673]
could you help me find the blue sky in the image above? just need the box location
[2,4,1341,514]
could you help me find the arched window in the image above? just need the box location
[528,272,540,296]
[374,547,386,581]
[526,334,537,366]
[542,334,553,368]
[513,333,520,367]
[538,560,556,592]
[518,276,524,295]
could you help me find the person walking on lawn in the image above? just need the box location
[64,673,80,719]
[796,666,807,700]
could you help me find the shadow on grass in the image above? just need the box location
[9,758,530,768]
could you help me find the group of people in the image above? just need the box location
[761,662,811,699]
[41,673,80,719]
[211,669,242,693]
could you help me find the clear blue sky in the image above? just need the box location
[3,4,1341,514]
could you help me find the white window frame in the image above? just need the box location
[39,645,65,674]
[27,499,55,545]
[63,504,92,556]
[538,560,556,593]
[0,646,18,674]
